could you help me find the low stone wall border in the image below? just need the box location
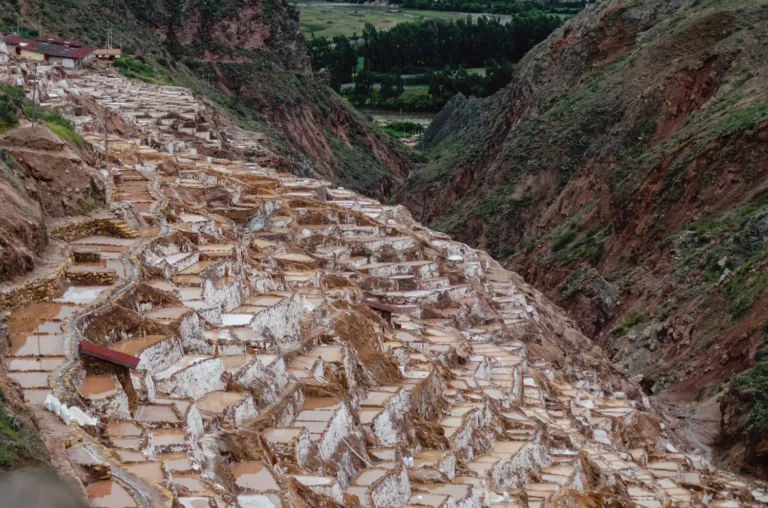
[0,247,73,311]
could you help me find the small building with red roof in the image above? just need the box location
[2,33,95,68]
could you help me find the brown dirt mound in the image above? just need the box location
[2,125,106,218]
[330,304,402,386]
[0,125,107,284]
[0,159,46,282]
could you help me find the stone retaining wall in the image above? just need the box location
[51,218,135,242]
[65,269,117,286]
[0,255,71,311]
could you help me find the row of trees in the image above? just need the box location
[308,13,561,82]
[358,13,562,72]
[345,59,514,110]
[307,13,563,110]
[320,0,589,15]
[394,0,588,15]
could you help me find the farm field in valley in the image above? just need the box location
[298,4,487,38]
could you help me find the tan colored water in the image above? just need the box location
[152,428,186,446]
[296,407,335,422]
[110,335,167,355]
[37,321,62,334]
[417,482,470,498]
[8,371,49,388]
[158,452,192,472]
[231,461,280,492]
[153,397,191,415]
[145,306,190,320]
[246,296,283,307]
[359,409,380,424]
[311,345,343,363]
[179,287,203,300]
[107,421,143,437]
[221,355,252,372]
[296,421,327,435]
[262,427,303,443]
[172,476,206,493]
[353,468,387,486]
[85,480,137,507]
[491,441,525,455]
[196,391,246,413]
[7,357,64,371]
[110,437,142,450]
[7,302,71,328]
[80,375,119,399]
[135,404,180,423]
[146,280,175,292]
[125,461,164,482]
[114,449,147,463]
[361,391,391,407]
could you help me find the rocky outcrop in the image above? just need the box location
[394,0,768,476]
[0,149,47,282]
[422,94,481,149]
[720,380,768,479]
[2,126,105,218]
[557,263,619,338]
[0,125,106,284]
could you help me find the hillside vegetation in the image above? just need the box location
[395,0,768,476]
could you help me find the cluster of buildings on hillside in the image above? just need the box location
[0,33,121,69]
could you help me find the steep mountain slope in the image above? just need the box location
[395,0,768,476]
[2,0,419,199]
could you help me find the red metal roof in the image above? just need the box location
[2,34,25,45]
[40,37,82,48]
[80,341,140,369]
[2,34,94,59]
[362,298,397,314]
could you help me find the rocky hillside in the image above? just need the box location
[0,110,106,284]
[395,0,768,476]
[2,0,419,199]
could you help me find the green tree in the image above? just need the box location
[351,68,375,106]
[483,58,514,95]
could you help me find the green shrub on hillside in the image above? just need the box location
[43,109,85,146]
[733,363,768,432]
[611,313,647,335]
[380,121,424,138]
[0,84,25,132]
[0,387,41,470]
[551,231,577,252]
[113,56,171,84]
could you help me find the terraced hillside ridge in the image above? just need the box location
[394,0,768,476]
[1,0,419,198]
[0,45,767,508]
